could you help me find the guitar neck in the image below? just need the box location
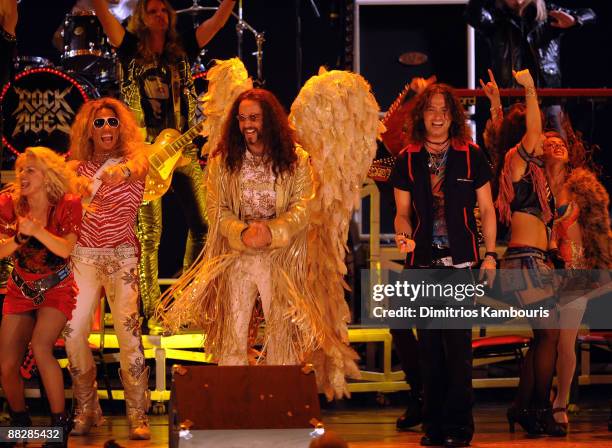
[167,123,204,156]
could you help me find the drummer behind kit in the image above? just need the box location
[1,1,132,157]
[2,0,264,162]
[52,0,139,90]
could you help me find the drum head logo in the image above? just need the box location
[1,68,92,156]
[12,86,74,137]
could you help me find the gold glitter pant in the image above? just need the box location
[137,149,208,319]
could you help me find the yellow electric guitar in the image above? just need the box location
[143,121,206,201]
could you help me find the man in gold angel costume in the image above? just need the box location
[160,68,383,399]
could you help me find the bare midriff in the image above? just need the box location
[508,211,549,251]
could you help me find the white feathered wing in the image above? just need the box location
[289,68,384,399]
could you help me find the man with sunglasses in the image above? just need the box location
[91,0,236,333]
[65,97,149,440]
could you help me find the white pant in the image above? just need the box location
[220,253,295,366]
[65,248,145,378]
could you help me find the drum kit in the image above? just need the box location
[1,0,264,157]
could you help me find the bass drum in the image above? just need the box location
[0,67,99,156]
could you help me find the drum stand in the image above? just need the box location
[181,0,265,84]
[232,0,265,84]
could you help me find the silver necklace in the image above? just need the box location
[425,139,450,176]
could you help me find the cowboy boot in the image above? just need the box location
[119,366,151,440]
[70,366,104,436]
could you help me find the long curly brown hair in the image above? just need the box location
[565,168,612,269]
[127,0,186,64]
[408,83,471,146]
[69,97,146,164]
[215,89,298,177]
[544,116,609,268]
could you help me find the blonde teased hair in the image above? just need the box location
[127,0,185,64]
[13,147,84,216]
[69,97,145,164]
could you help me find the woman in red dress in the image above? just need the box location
[0,146,82,448]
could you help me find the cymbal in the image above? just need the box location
[398,51,428,66]
[177,5,218,15]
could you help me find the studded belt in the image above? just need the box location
[11,265,71,305]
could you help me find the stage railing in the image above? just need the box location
[455,87,612,98]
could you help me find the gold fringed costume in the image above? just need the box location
[158,66,383,401]
[157,146,326,368]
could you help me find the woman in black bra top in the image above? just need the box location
[493,69,565,438]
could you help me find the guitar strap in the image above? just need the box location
[82,158,122,218]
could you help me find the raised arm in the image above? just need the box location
[0,0,18,35]
[91,0,125,47]
[480,68,502,125]
[195,0,236,48]
[514,69,541,155]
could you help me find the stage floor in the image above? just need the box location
[17,401,611,447]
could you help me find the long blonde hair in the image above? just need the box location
[127,0,186,63]
[498,0,547,22]
[69,97,145,164]
[13,147,83,216]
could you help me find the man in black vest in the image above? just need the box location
[390,83,497,447]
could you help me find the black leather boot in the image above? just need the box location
[41,412,72,448]
[396,392,423,430]
[506,406,542,435]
